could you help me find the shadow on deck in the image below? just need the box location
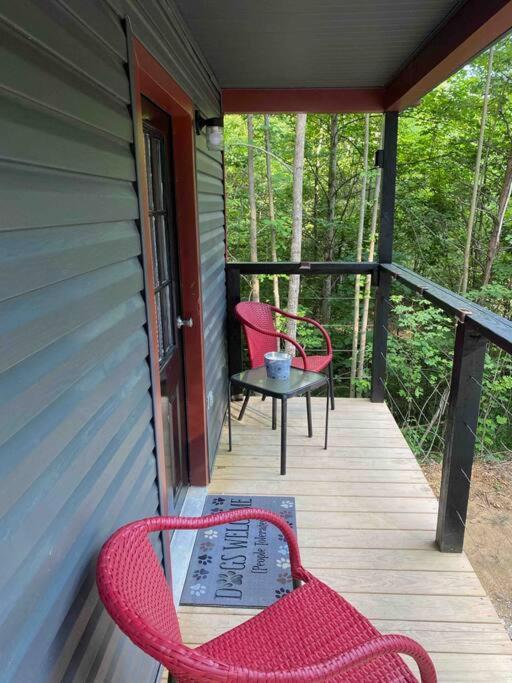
[178,397,512,681]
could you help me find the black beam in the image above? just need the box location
[382,262,512,355]
[371,112,398,402]
[377,112,399,262]
[436,322,487,552]
[226,261,378,277]
[225,266,242,376]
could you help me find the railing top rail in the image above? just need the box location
[226,261,378,275]
[382,263,512,355]
[225,260,512,354]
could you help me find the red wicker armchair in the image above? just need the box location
[235,301,335,419]
[97,509,437,682]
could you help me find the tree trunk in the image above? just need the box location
[357,120,384,395]
[311,127,325,262]
[264,114,280,307]
[247,114,259,301]
[350,114,370,397]
[285,113,307,354]
[321,114,339,323]
[461,46,494,296]
[483,151,512,286]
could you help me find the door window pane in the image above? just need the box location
[155,291,164,360]
[144,133,154,211]
[150,216,159,287]
[156,215,169,284]
[152,137,165,211]
[160,286,174,351]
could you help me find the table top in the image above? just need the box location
[230,366,328,398]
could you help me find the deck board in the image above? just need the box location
[178,398,512,681]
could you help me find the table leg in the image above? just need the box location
[272,397,277,430]
[306,392,312,437]
[328,361,335,410]
[324,380,329,450]
[228,380,232,452]
[280,397,287,475]
[238,389,250,421]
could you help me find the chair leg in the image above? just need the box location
[238,389,251,421]
[328,361,335,410]
[272,397,277,430]
[261,394,266,401]
[324,378,330,450]
[306,392,312,437]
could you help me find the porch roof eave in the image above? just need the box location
[179,0,512,114]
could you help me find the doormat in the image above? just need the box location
[180,495,297,608]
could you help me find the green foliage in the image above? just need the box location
[224,37,512,462]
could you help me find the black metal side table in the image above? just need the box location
[228,366,330,475]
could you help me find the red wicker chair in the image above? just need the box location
[97,509,437,682]
[235,301,335,421]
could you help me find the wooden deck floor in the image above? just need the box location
[178,397,512,682]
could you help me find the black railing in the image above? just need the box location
[225,259,512,554]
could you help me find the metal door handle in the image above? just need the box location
[176,316,193,329]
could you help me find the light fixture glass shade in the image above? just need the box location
[206,124,224,152]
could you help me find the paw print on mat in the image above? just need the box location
[275,587,291,600]
[190,583,206,597]
[192,568,209,580]
[204,529,218,539]
[280,500,293,509]
[197,554,212,566]
[276,572,292,585]
[276,557,290,569]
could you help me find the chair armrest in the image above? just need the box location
[153,633,436,682]
[283,634,437,683]
[143,508,307,582]
[234,314,309,368]
[271,306,333,357]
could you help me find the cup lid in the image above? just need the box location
[264,352,291,361]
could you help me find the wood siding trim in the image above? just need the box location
[125,22,172,580]
[131,36,210,486]
[222,88,386,113]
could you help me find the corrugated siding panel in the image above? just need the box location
[106,0,220,116]
[0,1,227,681]
[195,134,228,467]
[0,2,158,681]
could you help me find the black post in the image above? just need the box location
[371,111,399,402]
[226,266,242,376]
[436,321,487,552]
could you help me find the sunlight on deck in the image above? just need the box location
[178,398,512,681]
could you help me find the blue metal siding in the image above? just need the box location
[195,133,228,467]
[0,0,226,680]
[106,0,220,117]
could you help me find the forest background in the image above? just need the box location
[224,38,512,464]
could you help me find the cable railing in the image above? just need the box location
[226,260,512,554]
[377,263,512,552]
[227,266,376,397]
[379,289,454,461]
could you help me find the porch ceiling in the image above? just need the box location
[174,0,512,112]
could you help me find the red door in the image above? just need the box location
[142,96,189,513]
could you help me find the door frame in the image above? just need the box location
[127,31,210,498]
